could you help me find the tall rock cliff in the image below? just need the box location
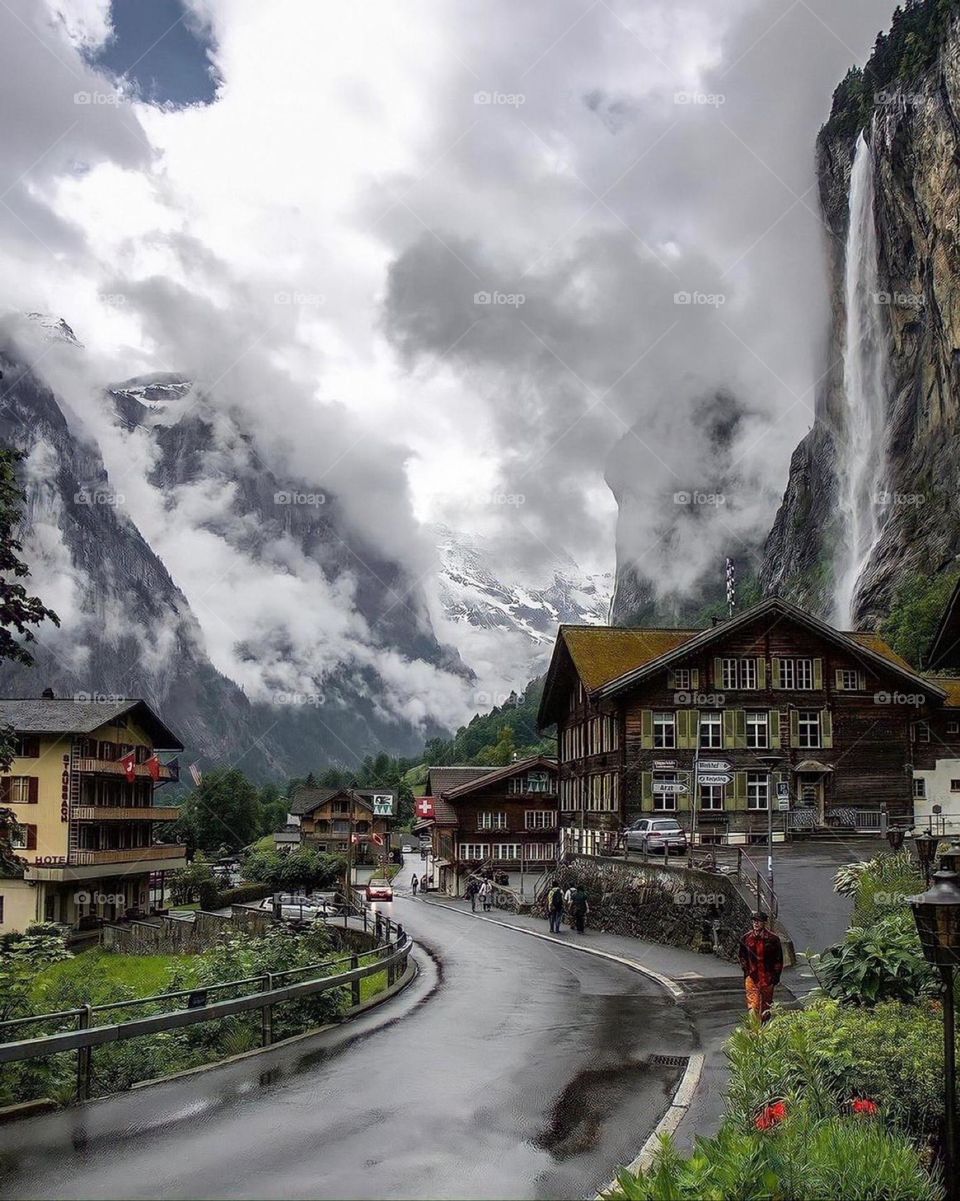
[761,8,960,629]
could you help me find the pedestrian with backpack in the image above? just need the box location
[411,873,419,896]
[570,885,589,934]
[546,881,564,934]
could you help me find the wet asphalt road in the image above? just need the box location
[0,885,695,1201]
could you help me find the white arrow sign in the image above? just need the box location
[697,773,731,786]
[697,759,731,773]
[653,781,689,794]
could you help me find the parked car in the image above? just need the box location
[257,894,334,920]
[365,878,394,902]
[401,842,416,854]
[624,817,688,855]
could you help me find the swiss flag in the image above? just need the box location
[120,751,137,783]
[415,797,435,820]
[145,755,162,781]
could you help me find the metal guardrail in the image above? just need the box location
[0,905,409,1103]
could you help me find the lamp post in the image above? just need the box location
[940,841,960,876]
[910,869,960,1201]
[915,829,940,887]
[886,825,906,852]
[757,755,785,894]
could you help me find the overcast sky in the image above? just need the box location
[0,0,897,712]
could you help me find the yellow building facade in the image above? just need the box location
[0,694,186,934]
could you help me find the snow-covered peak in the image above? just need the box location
[25,313,83,347]
[110,373,193,411]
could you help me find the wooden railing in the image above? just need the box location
[73,758,176,780]
[69,844,187,866]
[71,806,180,822]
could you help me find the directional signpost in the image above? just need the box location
[697,773,731,787]
[653,781,688,794]
[697,759,731,774]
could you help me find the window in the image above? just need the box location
[11,737,39,758]
[0,777,37,804]
[720,658,739,690]
[527,771,552,792]
[492,843,521,860]
[916,722,931,744]
[777,658,815,689]
[587,773,618,812]
[525,810,556,829]
[745,711,769,749]
[721,658,759,689]
[700,712,723,749]
[951,780,960,793]
[747,772,769,810]
[837,669,860,690]
[740,658,758,689]
[653,712,676,749]
[460,843,488,860]
[526,842,556,861]
[699,784,724,811]
[478,811,507,830]
[10,824,34,849]
[673,668,691,691]
[560,779,578,810]
[653,773,678,811]
[796,659,813,690]
[913,778,927,798]
[948,721,960,736]
[796,710,821,749]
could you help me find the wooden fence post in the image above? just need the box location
[350,954,361,1006]
[75,1004,92,1103]
[261,973,274,1047]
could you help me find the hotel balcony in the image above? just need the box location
[70,844,186,866]
[73,757,177,781]
[71,805,181,822]
[26,843,188,882]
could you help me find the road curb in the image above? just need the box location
[416,895,684,997]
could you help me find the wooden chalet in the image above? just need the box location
[288,786,395,863]
[415,757,559,893]
[538,596,948,850]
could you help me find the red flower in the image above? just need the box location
[851,1098,879,1116]
[755,1101,788,1130]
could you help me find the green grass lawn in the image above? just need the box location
[30,949,197,1006]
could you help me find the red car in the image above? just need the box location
[365,878,393,902]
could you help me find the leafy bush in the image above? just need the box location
[0,925,72,1021]
[725,998,944,1145]
[215,883,274,907]
[241,847,345,893]
[607,1105,936,1201]
[832,850,924,930]
[811,911,937,1005]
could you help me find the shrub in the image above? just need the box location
[607,1106,936,1200]
[833,851,924,930]
[725,998,944,1145]
[241,848,345,893]
[811,910,937,1005]
[215,883,274,907]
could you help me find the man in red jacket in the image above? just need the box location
[738,911,783,1022]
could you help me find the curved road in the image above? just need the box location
[0,879,696,1200]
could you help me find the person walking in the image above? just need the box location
[570,885,589,934]
[479,878,492,912]
[466,878,479,912]
[420,872,429,894]
[411,873,419,896]
[546,881,564,934]
[738,910,783,1023]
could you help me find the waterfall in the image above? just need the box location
[834,130,890,629]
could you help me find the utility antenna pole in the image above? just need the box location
[725,558,736,618]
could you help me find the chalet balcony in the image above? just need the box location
[73,757,177,781]
[70,844,187,866]
[71,805,181,822]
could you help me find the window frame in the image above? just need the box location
[699,711,723,749]
[653,711,676,750]
[745,710,769,750]
[796,709,821,749]
[746,771,769,811]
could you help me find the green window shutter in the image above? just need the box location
[734,709,747,749]
[723,710,736,748]
[813,658,823,689]
[689,709,699,750]
[641,772,653,807]
[757,659,767,690]
[731,771,748,810]
[691,668,700,690]
[677,709,689,748]
[771,658,782,689]
[713,656,723,687]
[667,669,676,689]
[822,709,833,749]
[641,710,653,750]
[858,671,866,690]
[789,710,799,746]
[769,710,781,749]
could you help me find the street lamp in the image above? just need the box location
[886,825,906,852]
[757,755,785,894]
[915,829,941,886]
[910,869,960,1201]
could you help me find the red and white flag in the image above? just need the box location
[351,832,361,844]
[144,755,162,781]
[371,832,385,846]
[120,751,137,783]
[415,797,435,820]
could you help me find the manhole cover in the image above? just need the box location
[650,1054,689,1069]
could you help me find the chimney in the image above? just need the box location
[41,687,55,699]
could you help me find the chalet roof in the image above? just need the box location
[444,755,558,800]
[926,577,960,670]
[0,696,183,749]
[537,596,944,727]
[427,766,496,797]
[287,787,397,817]
[924,677,960,707]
